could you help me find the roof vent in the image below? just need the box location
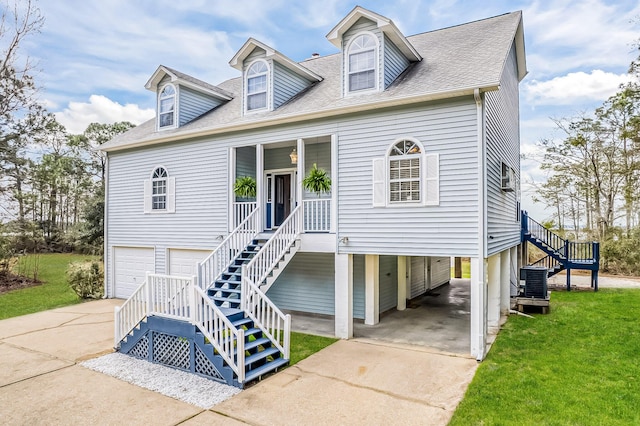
[311,53,320,58]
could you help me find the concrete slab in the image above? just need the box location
[0,365,203,425]
[4,319,115,362]
[181,410,249,425]
[215,366,452,425]
[0,342,73,387]
[549,272,640,289]
[52,298,123,314]
[295,340,477,411]
[0,311,84,339]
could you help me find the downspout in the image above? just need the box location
[474,88,488,360]
[103,153,109,298]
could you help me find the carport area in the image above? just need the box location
[291,278,471,355]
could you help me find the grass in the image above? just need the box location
[289,331,338,365]
[450,288,640,426]
[0,253,98,320]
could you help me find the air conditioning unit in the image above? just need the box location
[523,266,548,298]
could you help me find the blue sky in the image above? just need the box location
[21,0,640,219]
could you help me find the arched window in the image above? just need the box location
[158,84,176,129]
[388,139,422,203]
[348,33,377,92]
[151,167,168,210]
[246,60,269,111]
[372,138,439,207]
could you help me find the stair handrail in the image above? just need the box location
[241,278,291,359]
[114,278,149,348]
[522,211,565,252]
[242,205,302,287]
[192,285,245,382]
[198,207,260,291]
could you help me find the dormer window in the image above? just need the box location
[348,33,377,93]
[246,60,269,111]
[158,84,176,129]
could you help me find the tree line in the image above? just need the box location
[534,44,640,274]
[0,0,133,260]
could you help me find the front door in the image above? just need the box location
[274,174,291,227]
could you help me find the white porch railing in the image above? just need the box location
[242,204,302,287]
[242,280,291,359]
[198,207,259,291]
[233,202,257,228]
[240,205,300,359]
[303,199,331,232]
[114,273,245,382]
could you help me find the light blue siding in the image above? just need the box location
[485,42,521,256]
[337,99,480,257]
[178,87,224,126]
[383,35,410,88]
[265,145,296,170]
[266,252,335,315]
[273,62,310,109]
[379,255,398,313]
[353,255,365,319]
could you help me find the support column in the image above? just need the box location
[228,147,236,232]
[454,257,462,278]
[365,254,379,325]
[510,246,518,297]
[500,249,511,316]
[256,144,264,232]
[296,138,304,210]
[335,253,353,339]
[470,257,487,360]
[487,254,501,332]
[397,256,407,311]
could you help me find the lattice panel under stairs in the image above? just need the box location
[194,344,225,382]
[128,333,149,359]
[152,332,190,370]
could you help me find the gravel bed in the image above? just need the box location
[81,353,241,409]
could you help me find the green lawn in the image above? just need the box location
[450,288,640,426]
[0,253,98,320]
[290,332,337,365]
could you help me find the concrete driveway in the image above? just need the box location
[0,299,477,425]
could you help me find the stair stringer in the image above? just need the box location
[117,318,149,353]
[259,239,300,293]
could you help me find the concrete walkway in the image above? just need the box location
[0,300,477,425]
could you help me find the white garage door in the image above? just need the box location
[113,247,155,299]
[168,249,210,276]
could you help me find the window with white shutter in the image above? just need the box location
[373,138,439,207]
[144,166,175,213]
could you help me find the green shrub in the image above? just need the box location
[67,261,104,299]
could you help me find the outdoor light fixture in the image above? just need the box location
[289,148,298,164]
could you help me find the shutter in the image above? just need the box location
[143,179,151,213]
[372,157,386,207]
[167,177,176,213]
[424,153,439,206]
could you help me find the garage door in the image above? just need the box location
[168,249,210,276]
[113,247,155,299]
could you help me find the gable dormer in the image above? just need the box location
[229,38,323,115]
[145,66,233,131]
[326,6,422,97]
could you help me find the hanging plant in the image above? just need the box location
[234,176,257,198]
[303,163,331,197]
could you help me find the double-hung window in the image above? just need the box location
[151,167,168,210]
[144,167,175,214]
[158,85,176,129]
[348,34,377,92]
[246,61,268,111]
[389,139,421,203]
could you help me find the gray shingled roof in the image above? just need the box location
[158,65,235,99]
[101,11,523,152]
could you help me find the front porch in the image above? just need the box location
[230,135,336,235]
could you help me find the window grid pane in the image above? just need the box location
[247,92,267,110]
[389,157,420,203]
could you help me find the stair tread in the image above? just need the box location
[244,358,289,383]
[210,286,241,294]
[243,337,271,352]
[232,317,253,327]
[244,346,280,365]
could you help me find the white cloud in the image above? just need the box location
[523,70,633,106]
[54,95,154,134]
